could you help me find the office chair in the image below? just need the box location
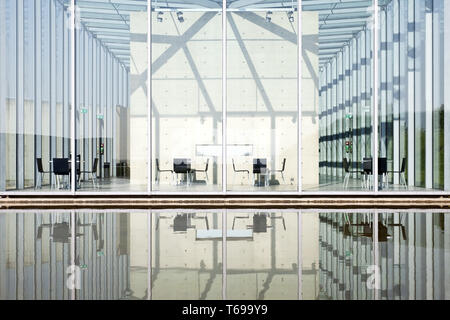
[79,158,99,189]
[270,158,286,184]
[36,158,52,189]
[342,158,359,189]
[53,158,70,189]
[192,158,209,183]
[388,158,407,188]
[232,159,250,185]
[155,158,174,185]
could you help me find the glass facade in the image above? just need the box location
[1,0,450,194]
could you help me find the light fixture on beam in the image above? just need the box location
[177,11,184,23]
[265,11,272,23]
[157,11,163,22]
[288,11,294,23]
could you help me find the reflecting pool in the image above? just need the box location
[0,209,448,300]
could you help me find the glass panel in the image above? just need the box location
[151,2,223,192]
[76,211,148,300]
[226,3,298,192]
[226,211,299,300]
[308,211,375,300]
[302,1,375,192]
[0,0,72,192]
[378,0,449,193]
[152,211,222,299]
[75,0,148,192]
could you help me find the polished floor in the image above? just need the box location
[0,209,448,300]
[12,174,434,193]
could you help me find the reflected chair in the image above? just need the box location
[387,158,407,188]
[53,158,70,189]
[79,158,99,189]
[36,158,52,189]
[342,158,359,189]
[156,213,209,233]
[192,158,209,183]
[232,212,286,233]
[232,159,250,185]
[155,158,174,185]
[378,158,388,189]
[269,158,286,184]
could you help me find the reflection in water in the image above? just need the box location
[0,210,449,300]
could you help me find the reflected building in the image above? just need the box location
[1,210,449,300]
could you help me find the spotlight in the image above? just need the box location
[288,11,294,23]
[157,11,163,22]
[265,11,272,23]
[177,11,184,23]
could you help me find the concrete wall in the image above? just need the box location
[129,11,319,187]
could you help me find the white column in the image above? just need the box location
[0,0,7,191]
[407,0,415,187]
[425,3,433,189]
[444,0,450,191]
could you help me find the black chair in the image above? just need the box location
[378,158,388,188]
[155,159,174,185]
[343,158,359,189]
[232,159,250,185]
[53,158,70,189]
[253,158,268,187]
[36,158,52,189]
[173,158,191,185]
[79,158,99,188]
[361,157,373,189]
[388,158,407,188]
[192,158,209,183]
[270,158,286,184]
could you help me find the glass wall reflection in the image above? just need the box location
[151,211,222,299]
[0,209,449,300]
[226,211,298,299]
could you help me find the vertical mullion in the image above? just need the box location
[298,0,302,192]
[0,0,5,191]
[16,0,24,190]
[425,1,433,189]
[70,0,76,194]
[222,0,227,193]
[148,0,152,193]
[407,0,415,188]
[445,0,450,191]
[373,0,379,192]
[393,0,400,185]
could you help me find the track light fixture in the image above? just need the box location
[288,11,294,22]
[177,11,184,23]
[265,11,272,23]
[157,11,163,22]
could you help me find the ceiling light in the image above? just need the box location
[265,11,272,23]
[177,11,184,23]
[288,11,294,22]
